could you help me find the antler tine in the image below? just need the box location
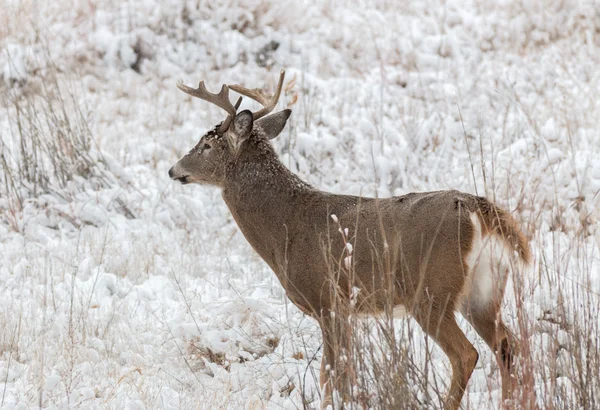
[229,70,285,120]
[176,80,240,134]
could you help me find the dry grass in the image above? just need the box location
[0,53,118,231]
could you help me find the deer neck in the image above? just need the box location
[221,139,313,271]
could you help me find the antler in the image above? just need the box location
[177,80,242,134]
[229,70,285,121]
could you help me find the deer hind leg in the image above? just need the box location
[462,237,519,403]
[413,306,479,410]
[462,302,519,403]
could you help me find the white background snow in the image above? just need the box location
[1,0,599,409]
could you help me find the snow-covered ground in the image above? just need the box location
[1,1,599,408]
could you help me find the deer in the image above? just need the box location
[168,70,531,410]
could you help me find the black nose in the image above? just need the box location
[168,167,174,179]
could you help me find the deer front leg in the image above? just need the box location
[319,313,355,409]
[319,343,334,409]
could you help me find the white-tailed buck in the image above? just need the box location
[169,70,531,409]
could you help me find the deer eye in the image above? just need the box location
[203,143,211,150]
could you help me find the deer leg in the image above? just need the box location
[319,334,334,409]
[319,314,354,409]
[414,308,479,410]
[462,305,519,404]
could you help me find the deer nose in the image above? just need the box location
[168,167,175,179]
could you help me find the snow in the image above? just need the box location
[1,0,599,409]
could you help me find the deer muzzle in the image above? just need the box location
[168,165,190,184]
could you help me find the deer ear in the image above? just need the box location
[255,109,291,140]
[231,110,253,138]
[226,110,253,152]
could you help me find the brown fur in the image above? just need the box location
[170,109,531,409]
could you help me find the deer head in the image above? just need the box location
[168,70,290,187]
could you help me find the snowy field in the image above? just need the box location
[1,0,599,409]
